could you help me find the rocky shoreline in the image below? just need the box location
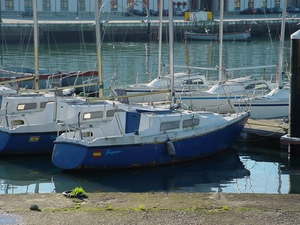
[1,192,300,224]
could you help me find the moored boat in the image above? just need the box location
[52,107,250,170]
[233,87,289,119]
[110,71,214,103]
[0,68,99,93]
[51,0,250,171]
[184,30,251,41]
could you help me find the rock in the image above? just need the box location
[29,204,39,211]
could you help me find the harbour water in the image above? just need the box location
[0,39,299,195]
[1,140,300,194]
[1,37,290,95]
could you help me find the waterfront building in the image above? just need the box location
[0,0,299,17]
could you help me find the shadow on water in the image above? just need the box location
[1,141,300,194]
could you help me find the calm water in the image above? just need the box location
[0,37,291,95]
[0,39,299,194]
[1,141,300,194]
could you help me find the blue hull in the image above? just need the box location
[0,131,57,154]
[52,116,248,170]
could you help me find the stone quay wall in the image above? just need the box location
[0,18,299,44]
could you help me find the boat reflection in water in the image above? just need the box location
[1,142,300,194]
[53,148,250,193]
[233,140,300,194]
[0,154,58,194]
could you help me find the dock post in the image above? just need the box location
[281,30,300,157]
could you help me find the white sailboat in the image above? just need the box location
[0,0,130,154]
[232,0,289,119]
[111,71,213,103]
[110,4,274,109]
[51,0,250,170]
[172,1,276,114]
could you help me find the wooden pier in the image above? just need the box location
[238,118,289,146]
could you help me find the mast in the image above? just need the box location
[33,0,39,90]
[157,0,163,78]
[168,0,174,109]
[95,0,103,98]
[278,0,287,88]
[218,0,224,83]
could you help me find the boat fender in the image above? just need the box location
[166,139,176,156]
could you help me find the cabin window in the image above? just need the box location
[254,83,269,90]
[245,84,255,89]
[82,132,93,137]
[17,103,37,111]
[83,111,103,120]
[40,101,52,109]
[183,118,200,128]
[106,109,125,117]
[160,121,180,131]
[183,78,204,85]
[11,120,24,126]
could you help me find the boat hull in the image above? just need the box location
[52,113,249,170]
[0,131,57,154]
[234,101,289,119]
[0,70,99,93]
[185,30,251,41]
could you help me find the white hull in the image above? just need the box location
[233,88,289,119]
[176,76,274,113]
[237,101,288,119]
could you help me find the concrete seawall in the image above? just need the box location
[1,16,299,43]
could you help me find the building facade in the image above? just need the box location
[0,0,299,16]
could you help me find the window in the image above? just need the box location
[142,0,148,10]
[183,118,200,128]
[61,0,68,11]
[248,0,253,8]
[111,0,118,11]
[43,0,51,11]
[5,0,14,10]
[17,103,37,111]
[82,132,93,137]
[78,0,86,12]
[160,121,180,131]
[254,83,270,90]
[83,111,103,120]
[234,0,240,10]
[24,0,32,11]
[40,101,52,109]
[106,109,125,117]
[127,0,134,9]
[183,78,204,85]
